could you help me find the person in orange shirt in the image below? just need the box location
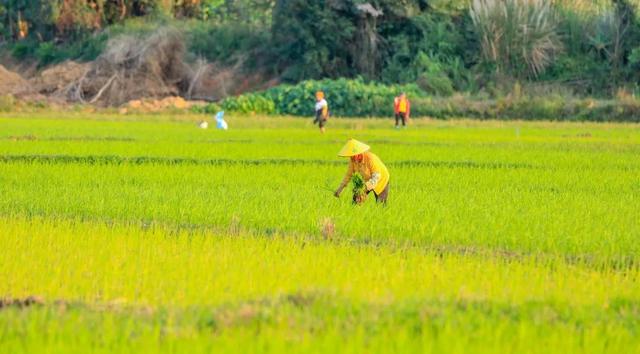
[393,92,410,128]
[333,139,390,204]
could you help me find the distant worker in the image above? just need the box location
[334,139,390,204]
[393,92,410,128]
[215,111,228,130]
[313,91,329,133]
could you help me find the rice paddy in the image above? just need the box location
[0,112,639,353]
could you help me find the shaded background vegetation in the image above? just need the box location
[3,0,640,98]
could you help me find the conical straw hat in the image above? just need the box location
[338,139,370,157]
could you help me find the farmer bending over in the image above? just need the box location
[313,91,329,133]
[334,139,390,204]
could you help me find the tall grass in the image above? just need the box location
[470,0,562,78]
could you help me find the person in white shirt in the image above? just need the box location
[313,91,329,133]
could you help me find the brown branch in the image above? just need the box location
[89,74,118,104]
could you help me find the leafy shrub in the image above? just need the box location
[8,33,107,66]
[190,103,222,115]
[186,22,270,68]
[381,13,471,91]
[266,78,425,117]
[10,40,38,60]
[35,42,59,66]
[417,71,454,97]
[221,94,275,114]
[197,78,426,117]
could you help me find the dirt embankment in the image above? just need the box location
[0,61,87,102]
[0,64,33,96]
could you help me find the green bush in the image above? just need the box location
[381,13,472,91]
[10,40,38,60]
[197,78,425,117]
[7,32,107,66]
[190,103,222,115]
[35,42,59,66]
[198,79,640,121]
[186,22,269,68]
[417,71,454,97]
[221,94,276,114]
[263,78,425,117]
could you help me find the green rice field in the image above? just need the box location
[1,112,639,353]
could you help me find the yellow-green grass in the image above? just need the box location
[0,113,639,353]
[4,217,639,306]
[1,218,639,354]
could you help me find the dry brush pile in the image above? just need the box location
[1,27,274,108]
[0,28,200,106]
[58,27,269,106]
[64,28,196,106]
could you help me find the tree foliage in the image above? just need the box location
[0,0,207,41]
[267,0,472,97]
[3,0,640,97]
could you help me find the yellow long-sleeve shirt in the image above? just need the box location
[340,152,389,195]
